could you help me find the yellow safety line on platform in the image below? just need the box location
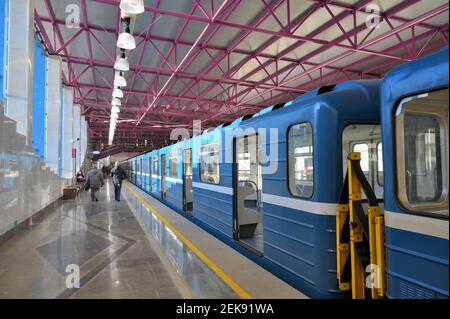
[123,182,252,299]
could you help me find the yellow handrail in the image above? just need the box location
[336,152,386,299]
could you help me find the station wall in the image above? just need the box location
[0,0,89,237]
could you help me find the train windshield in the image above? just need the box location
[342,124,383,199]
[395,88,449,217]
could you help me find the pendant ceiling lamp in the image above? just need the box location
[112,98,122,106]
[114,53,130,72]
[121,9,133,19]
[112,87,124,99]
[114,72,127,87]
[111,106,121,114]
[120,0,145,15]
[117,26,136,50]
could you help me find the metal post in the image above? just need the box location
[336,152,386,299]
[347,152,365,299]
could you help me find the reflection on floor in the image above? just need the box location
[122,187,237,299]
[0,180,237,299]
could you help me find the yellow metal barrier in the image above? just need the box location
[336,203,350,291]
[336,152,386,299]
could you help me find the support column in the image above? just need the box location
[80,115,87,165]
[5,0,35,145]
[73,104,81,173]
[45,55,62,174]
[61,86,74,179]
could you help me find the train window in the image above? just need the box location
[377,143,383,186]
[200,143,220,184]
[0,159,5,189]
[153,156,158,176]
[342,124,383,199]
[169,150,178,178]
[395,89,449,217]
[288,123,313,198]
[353,143,369,174]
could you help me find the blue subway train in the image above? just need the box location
[381,47,448,298]
[125,47,448,299]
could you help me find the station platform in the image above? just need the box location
[0,180,307,299]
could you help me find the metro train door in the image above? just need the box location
[233,134,264,255]
[153,156,159,193]
[140,159,143,188]
[161,154,167,199]
[149,157,152,192]
[183,148,193,214]
[342,124,383,200]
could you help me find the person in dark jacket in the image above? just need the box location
[86,164,104,202]
[110,162,127,201]
[101,165,108,178]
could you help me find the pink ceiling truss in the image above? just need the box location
[33,0,449,149]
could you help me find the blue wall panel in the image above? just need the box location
[32,35,47,160]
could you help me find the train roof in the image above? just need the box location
[382,46,449,106]
[127,79,381,161]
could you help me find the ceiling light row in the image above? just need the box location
[109,0,145,146]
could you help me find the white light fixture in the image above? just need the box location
[112,98,122,106]
[114,54,130,72]
[120,0,145,15]
[112,87,124,98]
[121,9,133,19]
[117,27,136,50]
[114,72,127,87]
[111,106,120,114]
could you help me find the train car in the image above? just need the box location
[127,79,382,298]
[381,46,449,298]
[163,138,193,213]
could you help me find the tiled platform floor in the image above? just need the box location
[0,180,236,299]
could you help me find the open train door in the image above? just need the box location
[183,148,193,214]
[161,154,166,199]
[233,134,264,256]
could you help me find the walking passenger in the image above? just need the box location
[110,162,127,202]
[86,164,104,202]
[102,165,108,178]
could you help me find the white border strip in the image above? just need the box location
[189,185,337,215]
[193,182,234,195]
[166,177,182,184]
[384,210,449,240]
[262,193,337,216]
